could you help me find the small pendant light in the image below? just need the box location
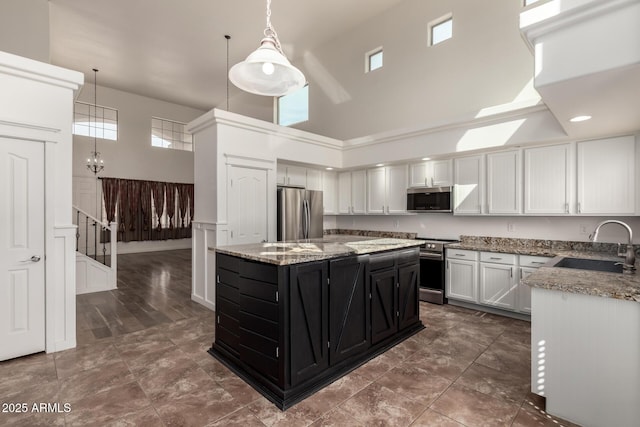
[228,0,306,97]
[86,68,104,174]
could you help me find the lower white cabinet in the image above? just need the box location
[446,249,550,315]
[446,250,479,303]
[479,252,517,310]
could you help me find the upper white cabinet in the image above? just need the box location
[453,155,484,215]
[524,144,572,215]
[306,168,322,191]
[277,164,308,187]
[577,136,636,215]
[409,159,453,188]
[321,170,338,215]
[338,170,366,214]
[367,165,408,214]
[486,150,521,215]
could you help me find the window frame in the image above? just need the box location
[275,84,310,127]
[151,117,193,152]
[73,101,119,141]
[365,47,384,73]
[428,13,453,47]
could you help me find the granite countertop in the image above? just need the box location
[449,235,640,302]
[213,235,423,266]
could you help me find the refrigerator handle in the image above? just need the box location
[302,199,309,239]
[306,199,311,238]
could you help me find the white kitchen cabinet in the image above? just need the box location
[367,165,408,214]
[518,255,551,314]
[524,144,572,215]
[322,170,338,215]
[486,150,521,215]
[367,167,386,214]
[306,168,322,191]
[338,170,366,214]
[409,159,452,188]
[453,155,484,215]
[479,253,517,310]
[577,136,636,215]
[277,164,308,188]
[446,250,479,303]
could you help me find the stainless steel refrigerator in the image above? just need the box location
[277,187,323,241]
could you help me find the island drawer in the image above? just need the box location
[238,311,278,341]
[519,255,552,268]
[218,282,240,304]
[240,295,278,322]
[480,252,516,265]
[369,252,396,271]
[396,248,419,265]
[240,277,278,303]
[240,260,278,284]
[217,253,240,272]
[446,249,478,261]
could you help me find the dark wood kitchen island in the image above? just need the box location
[209,236,424,409]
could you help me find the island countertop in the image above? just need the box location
[212,235,423,265]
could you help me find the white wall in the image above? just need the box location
[0,0,49,63]
[333,214,640,245]
[72,85,204,253]
[290,0,537,141]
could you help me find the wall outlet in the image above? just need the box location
[393,220,400,229]
[579,224,589,235]
[507,222,515,232]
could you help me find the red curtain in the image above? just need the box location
[165,183,177,230]
[151,182,165,231]
[101,178,192,242]
[102,178,119,224]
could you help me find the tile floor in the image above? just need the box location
[0,249,581,427]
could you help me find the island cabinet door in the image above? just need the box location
[289,261,329,387]
[398,262,420,330]
[328,256,370,365]
[370,267,398,345]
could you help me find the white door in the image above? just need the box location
[0,137,45,361]
[351,170,367,214]
[367,167,386,214]
[228,166,268,245]
[524,144,571,214]
[337,172,352,214]
[321,171,338,215]
[453,155,484,215]
[479,262,516,310]
[487,150,521,215]
[430,160,453,187]
[446,259,478,303]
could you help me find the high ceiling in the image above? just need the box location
[49,0,406,111]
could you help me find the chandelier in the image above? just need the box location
[228,0,306,97]
[87,68,104,174]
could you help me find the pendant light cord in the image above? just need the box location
[93,68,98,154]
[225,35,230,111]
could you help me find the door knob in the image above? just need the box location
[21,255,41,263]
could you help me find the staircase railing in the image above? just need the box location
[72,205,117,271]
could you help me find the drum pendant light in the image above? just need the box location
[228,0,306,97]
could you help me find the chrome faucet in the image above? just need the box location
[589,220,636,273]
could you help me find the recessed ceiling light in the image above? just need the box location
[421,157,431,161]
[570,115,592,122]
[325,167,333,170]
[376,163,384,167]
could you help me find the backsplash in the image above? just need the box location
[459,235,639,254]
[324,229,417,239]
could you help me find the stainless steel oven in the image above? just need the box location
[417,238,458,304]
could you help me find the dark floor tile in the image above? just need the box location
[65,381,152,426]
[339,382,428,426]
[59,359,135,403]
[411,409,466,427]
[54,341,121,379]
[455,362,530,404]
[431,384,520,427]
[375,365,451,404]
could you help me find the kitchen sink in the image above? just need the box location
[553,257,623,273]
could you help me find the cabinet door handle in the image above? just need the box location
[489,257,502,260]
[520,269,523,279]
[510,268,513,278]
[532,261,546,265]
[577,202,581,213]
[425,178,427,187]
[455,253,465,257]
[565,203,569,214]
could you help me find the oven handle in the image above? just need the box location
[419,252,444,260]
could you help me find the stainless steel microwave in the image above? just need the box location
[406,186,452,213]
